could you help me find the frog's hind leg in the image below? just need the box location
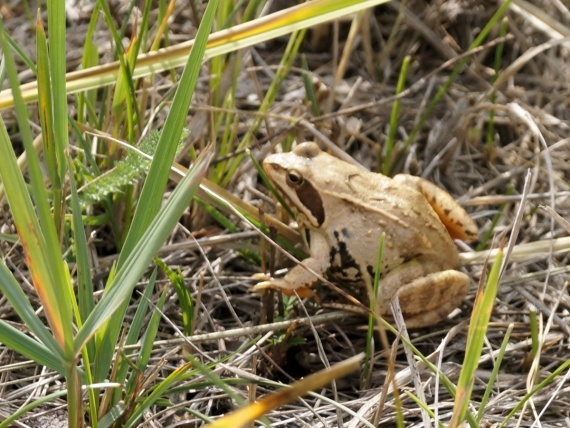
[388,269,471,328]
[393,174,478,242]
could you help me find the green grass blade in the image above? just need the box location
[83,0,218,384]
[220,28,306,187]
[403,0,513,150]
[123,362,195,428]
[156,259,194,335]
[498,358,570,427]
[46,0,68,230]
[451,248,503,426]
[383,55,410,175]
[1,11,77,360]
[0,21,55,238]
[0,320,64,374]
[118,0,220,264]
[76,7,100,124]
[73,145,213,353]
[0,115,72,351]
[477,323,513,421]
[0,261,61,357]
[137,284,168,371]
[0,389,68,428]
[35,13,56,188]
[111,0,151,139]
[119,272,158,399]
[67,154,98,420]
[301,54,320,116]
[68,156,96,325]
[4,31,37,73]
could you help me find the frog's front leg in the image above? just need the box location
[377,259,471,328]
[253,231,330,297]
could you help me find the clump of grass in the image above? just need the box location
[1,0,569,426]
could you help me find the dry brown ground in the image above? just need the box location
[1,0,570,426]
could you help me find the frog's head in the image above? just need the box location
[262,142,325,228]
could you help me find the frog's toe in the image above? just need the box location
[251,278,277,291]
[250,273,279,292]
[251,276,315,297]
[251,272,271,282]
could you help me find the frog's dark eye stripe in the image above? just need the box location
[295,180,325,226]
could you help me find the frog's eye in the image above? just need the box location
[286,170,304,187]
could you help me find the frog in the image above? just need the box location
[254,142,479,328]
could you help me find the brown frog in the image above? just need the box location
[255,142,478,327]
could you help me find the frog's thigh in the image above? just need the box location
[386,270,470,328]
[392,174,478,242]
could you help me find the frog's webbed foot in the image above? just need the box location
[393,174,478,242]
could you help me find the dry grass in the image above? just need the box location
[1,0,569,426]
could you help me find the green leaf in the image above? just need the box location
[0,320,64,374]
[0,18,74,357]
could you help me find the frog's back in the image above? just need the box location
[326,170,459,273]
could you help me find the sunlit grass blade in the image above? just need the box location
[207,354,364,428]
[0,116,72,351]
[0,0,392,111]
[450,246,503,427]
